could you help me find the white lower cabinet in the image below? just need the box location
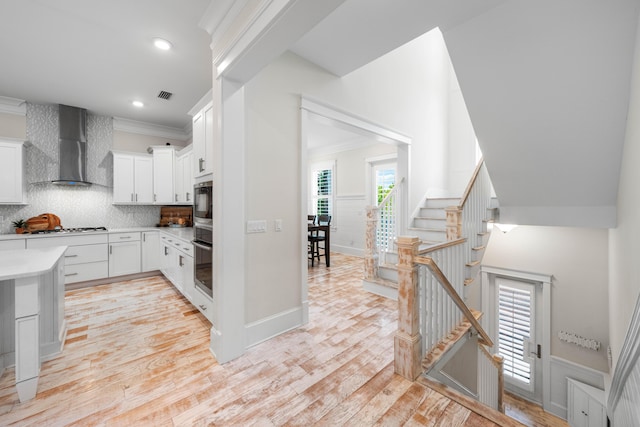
[567,378,606,427]
[27,234,109,284]
[141,231,161,272]
[108,232,141,277]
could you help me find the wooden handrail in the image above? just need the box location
[415,255,494,348]
[418,238,466,255]
[458,158,484,208]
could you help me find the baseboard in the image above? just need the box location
[245,306,303,349]
[546,355,606,420]
[362,279,398,300]
[331,245,364,257]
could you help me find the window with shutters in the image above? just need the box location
[309,161,335,219]
[497,279,536,392]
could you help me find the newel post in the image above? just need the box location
[394,236,422,380]
[445,206,462,241]
[364,206,378,281]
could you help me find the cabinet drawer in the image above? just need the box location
[191,286,212,323]
[0,239,25,251]
[64,244,108,265]
[27,233,108,248]
[64,261,109,284]
[174,240,193,256]
[109,232,140,242]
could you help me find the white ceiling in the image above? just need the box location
[0,0,212,130]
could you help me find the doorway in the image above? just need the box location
[481,266,552,407]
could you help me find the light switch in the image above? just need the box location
[246,220,267,233]
[275,219,282,232]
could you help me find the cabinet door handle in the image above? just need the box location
[186,192,190,202]
[164,246,169,255]
[119,236,132,239]
[109,245,112,255]
[131,193,134,202]
[175,194,178,202]
[65,272,78,277]
[65,254,78,258]
[199,158,204,172]
[143,234,146,242]
[179,255,184,267]
[135,193,138,202]
[199,304,207,311]
[154,194,157,202]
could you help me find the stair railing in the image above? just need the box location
[395,236,504,412]
[366,178,405,271]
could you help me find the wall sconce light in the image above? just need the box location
[494,223,518,233]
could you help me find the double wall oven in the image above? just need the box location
[192,181,213,298]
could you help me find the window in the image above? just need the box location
[309,161,334,218]
[497,278,536,392]
[374,164,396,205]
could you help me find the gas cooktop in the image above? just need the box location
[29,227,108,234]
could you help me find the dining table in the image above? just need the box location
[308,224,330,267]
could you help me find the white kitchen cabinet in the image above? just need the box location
[567,378,606,427]
[112,152,153,204]
[175,146,193,204]
[177,245,194,301]
[27,234,109,284]
[152,146,176,204]
[141,231,160,272]
[0,139,26,204]
[160,235,178,285]
[190,96,214,178]
[108,232,141,277]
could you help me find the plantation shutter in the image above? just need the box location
[498,282,534,386]
[310,163,334,218]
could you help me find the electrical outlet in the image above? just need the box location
[275,219,282,232]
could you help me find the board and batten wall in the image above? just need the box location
[607,9,640,424]
[309,142,397,256]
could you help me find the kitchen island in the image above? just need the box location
[0,246,66,402]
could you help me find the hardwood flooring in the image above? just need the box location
[0,253,564,426]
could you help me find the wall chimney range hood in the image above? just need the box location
[53,104,92,186]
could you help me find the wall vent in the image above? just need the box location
[157,90,172,100]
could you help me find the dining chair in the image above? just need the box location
[309,214,331,266]
[307,215,317,265]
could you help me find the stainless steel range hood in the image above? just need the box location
[53,104,92,186]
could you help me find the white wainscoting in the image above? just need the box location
[332,194,367,257]
[244,306,303,348]
[547,356,606,420]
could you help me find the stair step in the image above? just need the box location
[471,245,486,252]
[464,278,475,286]
[466,260,480,267]
[422,310,483,372]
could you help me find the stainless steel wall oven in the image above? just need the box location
[193,181,212,224]
[192,225,213,297]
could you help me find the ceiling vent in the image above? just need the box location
[157,90,172,100]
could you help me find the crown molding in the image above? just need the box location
[0,96,26,115]
[113,117,189,141]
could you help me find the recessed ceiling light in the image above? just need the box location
[153,38,172,51]
[132,100,144,108]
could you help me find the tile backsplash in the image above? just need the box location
[0,103,160,233]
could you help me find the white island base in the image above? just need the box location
[0,246,66,403]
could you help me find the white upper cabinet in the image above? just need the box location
[151,146,176,204]
[190,90,214,178]
[112,152,153,204]
[0,139,26,204]
[175,145,193,204]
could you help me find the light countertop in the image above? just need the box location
[0,246,66,281]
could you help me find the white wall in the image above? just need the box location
[0,112,26,139]
[241,28,478,333]
[113,130,187,153]
[309,143,397,255]
[609,9,640,373]
[483,226,609,373]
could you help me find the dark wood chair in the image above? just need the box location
[309,214,331,266]
[307,215,317,265]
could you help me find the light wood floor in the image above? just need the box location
[0,253,565,426]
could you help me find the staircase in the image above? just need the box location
[364,159,504,412]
